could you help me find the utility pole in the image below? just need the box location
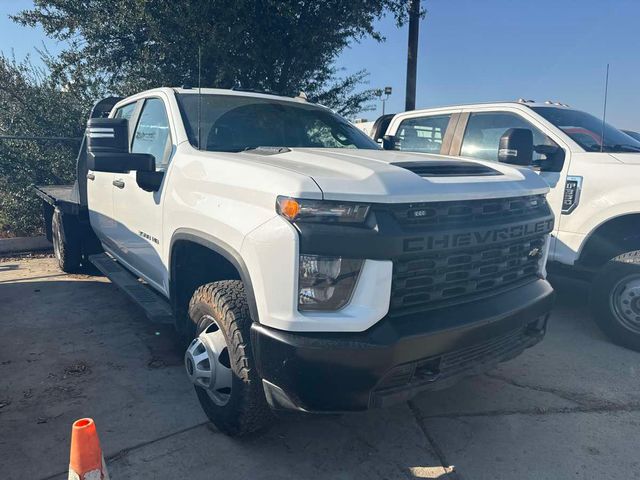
[405,0,420,111]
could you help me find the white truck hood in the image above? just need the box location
[237,148,549,203]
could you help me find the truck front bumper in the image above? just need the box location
[251,278,554,412]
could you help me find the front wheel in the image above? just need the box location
[591,250,640,351]
[184,281,272,436]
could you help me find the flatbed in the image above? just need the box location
[34,184,80,215]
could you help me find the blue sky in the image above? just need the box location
[2,0,639,130]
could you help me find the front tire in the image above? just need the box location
[185,281,272,436]
[51,208,81,273]
[591,250,640,351]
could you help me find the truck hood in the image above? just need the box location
[609,153,640,165]
[236,148,549,203]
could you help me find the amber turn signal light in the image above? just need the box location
[278,198,301,220]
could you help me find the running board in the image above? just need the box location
[89,253,174,324]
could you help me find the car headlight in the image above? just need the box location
[298,255,363,311]
[276,196,370,224]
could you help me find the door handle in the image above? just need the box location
[113,179,125,189]
[87,173,95,181]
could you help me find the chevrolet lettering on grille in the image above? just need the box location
[402,219,554,253]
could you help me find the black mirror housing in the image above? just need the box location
[86,117,157,173]
[498,128,534,166]
[88,152,156,173]
[381,135,395,150]
[136,171,165,192]
[87,117,129,154]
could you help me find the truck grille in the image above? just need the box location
[389,194,547,228]
[390,234,545,315]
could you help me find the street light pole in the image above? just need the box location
[405,0,420,111]
[378,87,393,116]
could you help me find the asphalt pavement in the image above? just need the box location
[1,257,638,479]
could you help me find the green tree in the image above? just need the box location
[14,0,414,116]
[0,55,96,236]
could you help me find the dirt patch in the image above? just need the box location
[0,252,53,262]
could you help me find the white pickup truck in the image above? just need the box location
[372,101,640,351]
[36,88,554,435]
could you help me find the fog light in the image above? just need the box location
[298,255,363,311]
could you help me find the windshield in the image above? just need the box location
[175,93,379,152]
[532,106,640,153]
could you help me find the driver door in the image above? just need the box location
[111,96,173,293]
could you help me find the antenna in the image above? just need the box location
[600,63,609,153]
[197,46,202,151]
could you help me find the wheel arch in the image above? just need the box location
[169,229,260,329]
[578,213,640,268]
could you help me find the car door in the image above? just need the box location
[111,96,173,293]
[87,101,138,251]
[453,110,572,257]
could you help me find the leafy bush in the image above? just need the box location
[0,56,93,236]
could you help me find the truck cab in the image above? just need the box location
[377,101,640,350]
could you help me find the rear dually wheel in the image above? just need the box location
[51,208,81,273]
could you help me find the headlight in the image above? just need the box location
[298,255,363,311]
[276,196,370,224]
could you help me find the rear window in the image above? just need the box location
[394,114,452,153]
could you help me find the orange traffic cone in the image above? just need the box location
[68,418,110,480]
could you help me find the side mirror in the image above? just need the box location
[534,144,565,172]
[381,135,395,150]
[136,171,165,192]
[498,128,534,166]
[86,117,129,153]
[88,152,156,173]
[86,117,156,173]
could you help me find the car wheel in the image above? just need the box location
[184,280,273,436]
[51,208,81,273]
[591,250,640,351]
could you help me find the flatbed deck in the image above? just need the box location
[34,184,81,215]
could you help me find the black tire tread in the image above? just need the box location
[188,280,272,436]
[52,208,81,273]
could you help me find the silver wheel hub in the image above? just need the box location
[184,316,233,406]
[611,275,640,334]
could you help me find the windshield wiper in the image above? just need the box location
[611,144,640,152]
[207,147,246,152]
[586,144,640,153]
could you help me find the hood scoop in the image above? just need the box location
[244,146,291,155]
[391,160,502,177]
